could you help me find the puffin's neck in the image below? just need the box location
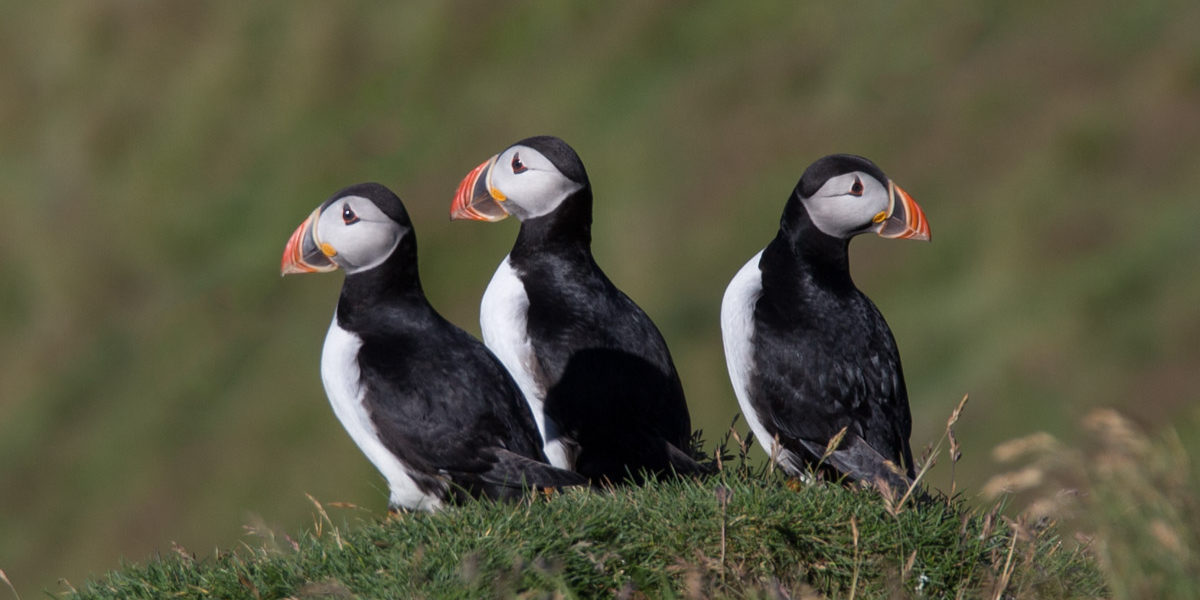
[335,237,435,331]
[510,187,593,261]
[761,197,856,297]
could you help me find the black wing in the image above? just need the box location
[357,317,583,501]
[751,289,915,483]
[517,254,702,482]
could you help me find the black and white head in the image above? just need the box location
[790,154,930,241]
[281,182,413,275]
[450,135,589,223]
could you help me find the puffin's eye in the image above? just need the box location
[342,204,360,225]
[511,153,527,174]
[849,176,864,197]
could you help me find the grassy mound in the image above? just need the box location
[69,471,1102,599]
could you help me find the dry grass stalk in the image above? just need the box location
[714,485,731,587]
[893,395,970,514]
[877,479,898,517]
[0,568,20,600]
[901,549,917,582]
[819,426,849,467]
[768,433,782,476]
[848,516,861,600]
[991,521,1020,600]
[946,393,968,497]
[991,432,1060,463]
[981,466,1045,499]
[728,424,748,463]
[946,394,969,429]
[169,541,195,564]
[306,493,344,550]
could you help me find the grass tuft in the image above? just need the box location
[67,466,1103,599]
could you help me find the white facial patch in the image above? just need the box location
[314,195,405,274]
[802,172,890,239]
[489,145,584,220]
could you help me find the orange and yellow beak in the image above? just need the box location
[281,207,338,275]
[876,181,931,241]
[450,155,510,222]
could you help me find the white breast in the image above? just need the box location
[320,315,443,511]
[721,250,800,473]
[480,256,574,469]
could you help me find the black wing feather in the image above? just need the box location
[357,315,582,501]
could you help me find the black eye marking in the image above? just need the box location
[342,203,360,225]
[511,152,527,174]
[849,176,864,196]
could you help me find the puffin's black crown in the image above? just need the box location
[512,135,589,186]
[326,182,412,226]
[796,154,888,199]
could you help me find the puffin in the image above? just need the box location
[281,182,584,512]
[449,135,705,484]
[720,155,930,489]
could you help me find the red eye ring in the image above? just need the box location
[849,176,864,196]
[511,153,527,174]
[342,204,360,225]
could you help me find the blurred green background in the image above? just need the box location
[2,1,1199,596]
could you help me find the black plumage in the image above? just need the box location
[752,210,914,485]
[288,183,584,509]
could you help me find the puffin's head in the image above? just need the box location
[791,154,930,241]
[450,135,588,222]
[281,182,412,276]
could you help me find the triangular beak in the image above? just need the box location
[877,181,931,241]
[450,155,509,222]
[281,207,338,275]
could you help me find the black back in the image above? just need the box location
[332,184,583,503]
[749,179,915,483]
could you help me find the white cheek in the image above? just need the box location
[805,198,878,237]
[501,172,583,220]
[340,227,403,274]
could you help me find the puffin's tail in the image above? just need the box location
[799,434,914,491]
[483,448,588,493]
[665,441,718,476]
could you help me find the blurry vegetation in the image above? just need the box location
[2,1,1199,597]
[985,409,1200,598]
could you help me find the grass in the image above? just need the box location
[66,470,1103,600]
[65,409,1109,600]
[64,406,1200,599]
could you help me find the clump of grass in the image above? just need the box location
[984,408,1200,599]
[67,403,1103,599]
[68,477,1100,599]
